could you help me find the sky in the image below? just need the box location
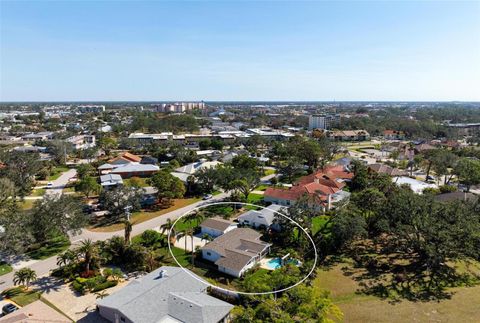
[1,1,479,102]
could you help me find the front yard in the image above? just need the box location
[88,197,201,232]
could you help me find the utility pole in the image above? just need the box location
[124,205,132,221]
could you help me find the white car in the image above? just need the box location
[202,194,213,200]
[46,182,54,188]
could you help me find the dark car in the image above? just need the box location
[2,303,19,315]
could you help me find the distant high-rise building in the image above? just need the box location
[308,114,339,130]
[153,101,205,113]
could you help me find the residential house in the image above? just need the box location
[171,160,222,182]
[237,204,283,230]
[22,131,54,141]
[97,266,233,323]
[201,228,271,277]
[100,174,123,188]
[98,152,159,178]
[383,130,406,140]
[327,130,370,141]
[368,163,408,177]
[200,217,238,238]
[66,134,96,150]
[264,165,353,211]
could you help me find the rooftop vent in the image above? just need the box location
[158,270,168,278]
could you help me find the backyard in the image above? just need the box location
[314,260,480,322]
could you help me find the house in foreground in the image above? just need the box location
[97,266,233,323]
[200,217,238,238]
[200,228,271,277]
[98,152,160,178]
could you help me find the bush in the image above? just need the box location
[91,280,117,292]
[439,185,457,193]
[72,280,85,294]
[140,230,162,247]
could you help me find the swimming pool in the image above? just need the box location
[264,258,300,270]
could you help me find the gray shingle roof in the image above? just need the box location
[97,266,233,323]
[200,217,235,232]
[201,228,270,273]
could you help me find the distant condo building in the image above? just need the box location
[77,105,106,113]
[308,114,339,130]
[153,101,205,113]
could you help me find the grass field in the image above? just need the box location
[263,169,276,176]
[314,260,480,323]
[89,198,201,232]
[31,188,46,197]
[123,177,149,187]
[0,261,13,276]
[1,287,42,307]
[26,235,71,260]
[47,166,70,181]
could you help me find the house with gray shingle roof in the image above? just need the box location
[97,266,233,323]
[200,228,271,277]
[200,217,237,238]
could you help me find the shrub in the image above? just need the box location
[91,280,117,292]
[439,185,457,193]
[140,230,162,247]
[72,280,85,294]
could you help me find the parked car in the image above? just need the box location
[2,303,19,315]
[46,182,54,188]
[202,194,213,200]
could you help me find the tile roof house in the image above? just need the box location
[327,130,370,141]
[98,153,160,178]
[97,266,233,323]
[200,217,238,238]
[264,165,352,211]
[201,228,271,277]
[171,160,222,182]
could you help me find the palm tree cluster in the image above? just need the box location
[13,267,37,290]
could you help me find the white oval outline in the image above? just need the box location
[167,201,318,296]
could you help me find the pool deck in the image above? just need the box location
[259,257,276,270]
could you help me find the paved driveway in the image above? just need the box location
[45,169,77,197]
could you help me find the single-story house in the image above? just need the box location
[201,228,271,277]
[368,163,408,177]
[171,160,222,183]
[237,204,283,230]
[97,266,233,323]
[327,130,370,141]
[383,130,406,140]
[393,176,437,194]
[100,174,123,188]
[111,163,160,178]
[110,152,142,164]
[200,217,238,238]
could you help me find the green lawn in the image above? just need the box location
[19,199,35,210]
[254,184,270,191]
[123,177,149,187]
[247,193,264,205]
[0,261,13,276]
[26,235,71,260]
[31,188,46,197]
[263,169,276,176]
[47,166,70,181]
[89,198,201,232]
[1,287,42,307]
[312,215,331,236]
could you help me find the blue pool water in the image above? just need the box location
[265,258,282,270]
[265,258,300,270]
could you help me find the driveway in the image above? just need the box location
[45,169,77,197]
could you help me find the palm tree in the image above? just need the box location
[160,218,176,244]
[56,250,76,267]
[124,219,132,244]
[201,233,213,243]
[145,251,158,272]
[13,268,37,290]
[95,290,109,299]
[77,239,98,275]
[176,231,189,254]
